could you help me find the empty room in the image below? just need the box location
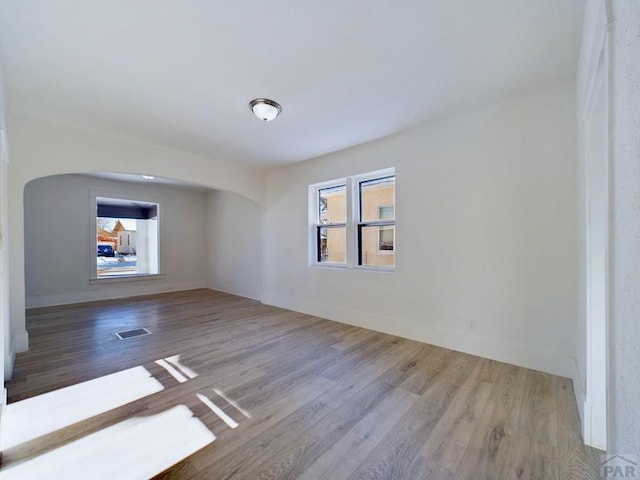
[0,1,638,479]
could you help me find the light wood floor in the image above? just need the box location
[5,289,602,479]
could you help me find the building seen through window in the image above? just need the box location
[312,169,395,269]
[96,197,159,278]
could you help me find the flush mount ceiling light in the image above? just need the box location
[249,98,282,122]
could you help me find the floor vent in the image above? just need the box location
[115,328,151,340]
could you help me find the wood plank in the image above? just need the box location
[506,434,557,480]
[345,353,477,479]
[3,289,596,479]
[421,375,494,472]
[517,369,558,446]
[192,342,426,478]
[454,363,527,479]
[554,376,603,480]
[296,387,420,480]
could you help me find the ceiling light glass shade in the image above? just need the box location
[249,98,282,122]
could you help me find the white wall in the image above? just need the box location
[24,174,207,308]
[205,190,262,300]
[608,0,640,454]
[8,114,265,205]
[6,113,265,357]
[263,83,578,378]
[0,56,9,418]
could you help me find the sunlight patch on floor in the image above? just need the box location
[155,358,188,383]
[197,393,239,429]
[0,405,215,480]
[1,366,164,451]
[165,354,199,379]
[0,356,249,476]
[213,387,252,418]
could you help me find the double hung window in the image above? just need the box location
[310,168,395,270]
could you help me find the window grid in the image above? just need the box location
[357,175,395,267]
[316,184,347,264]
[310,169,395,270]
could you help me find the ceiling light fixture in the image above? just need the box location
[142,175,155,180]
[249,98,282,122]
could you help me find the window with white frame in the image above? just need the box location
[95,196,160,278]
[317,184,347,263]
[310,168,395,269]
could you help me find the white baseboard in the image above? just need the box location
[582,400,607,451]
[571,357,586,430]
[5,350,15,380]
[6,330,29,379]
[207,283,261,301]
[10,330,28,354]
[25,281,207,309]
[262,293,576,379]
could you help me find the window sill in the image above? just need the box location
[311,264,394,273]
[355,265,395,273]
[89,273,166,285]
[311,263,349,270]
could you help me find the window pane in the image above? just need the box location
[360,177,395,222]
[379,226,394,250]
[378,206,394,220]
[319,185,346,224]
[318,226,346,263]
[360,225,395,267]
[96,199,159,278]
[97,217,139,277]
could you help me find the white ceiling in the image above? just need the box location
[0,0,584,168]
